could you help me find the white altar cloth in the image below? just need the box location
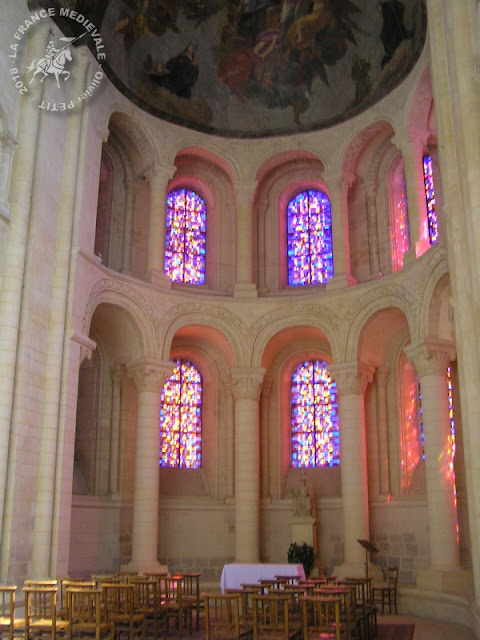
[220,563,305,592]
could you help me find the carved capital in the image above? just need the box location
[235,180,257,205]
[71,330,96,364]
[230,367,266,400]
[329,361,374,395]
[404,341,455,377]
[128,360,174,393]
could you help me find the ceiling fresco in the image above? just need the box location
[28,0,426,138]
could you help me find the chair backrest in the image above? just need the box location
[176,573,200,599]
[24,587,58,623]
[60,580,96,617]
[114,572,138,584]
[204,592,244,640]
[67,588,102,625]
[102,583,135,617]
[299,595,343,640]
[0,586,17,632]
[165,577,183,606]
[225,588,257,623]
[131,579,157,610]
[387,566,399,587]
[252,593,291,640]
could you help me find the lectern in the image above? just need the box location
[357,539,379,578]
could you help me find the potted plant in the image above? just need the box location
[287,542,315,578]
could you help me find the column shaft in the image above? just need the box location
[231,368,265,561]
[127,361,173,572]
[146,165,176,284]
[234,181,257,297]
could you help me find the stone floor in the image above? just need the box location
[174,613,477,639]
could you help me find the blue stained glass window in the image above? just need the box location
[423,155,438,245]
[164,188,206,284]
[159,359,202,469]
[287,190,334,286]
[291,360,340,467]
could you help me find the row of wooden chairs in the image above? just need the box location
[0,570,204,640]
[204,572,381,640]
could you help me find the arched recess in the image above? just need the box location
[341,120,396,282]
[169,149,236,293]
[95,110,157,276]
[159,324,235,501]
[355,306,413,499]
[259,326,337,502]
[74,301,146,502]
[253,153,326,293]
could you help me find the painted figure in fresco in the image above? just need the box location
[147,43,199,98]
[377,0,413,68]
[114,0,179,49]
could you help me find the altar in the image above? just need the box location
[220,563,305,592]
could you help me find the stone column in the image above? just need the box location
[125,360,174,573]
[0,132,16,218]
[256,197,269,294]
[121,178,137,274]
[0,20,50,564]
[404,341,471,592]
[233,181,258,298]
[394,134,430,261]
[146,164,176,287]
[231,367,265,561]
[329,362,378,577]
[323,169,357,290]
[109,365,125,496]
[364,180,381,277]
[375,367,390,496]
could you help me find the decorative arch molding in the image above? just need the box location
[407,65,433,133]
[175,145,237,184]
[160,302,249,366]
[83,278,159,357]
[341,284,416,361]
[341,119,395,178]
[106,108,160,177]
[250,305,342,368]
[416,247,452,340]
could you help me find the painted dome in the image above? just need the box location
[33,0,426,137]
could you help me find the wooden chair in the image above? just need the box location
[203,593,252,640]
[0,586,24,640]
[313,586,356,640]
[175,573,203,631]
[59,580,95,620]
[252,593,297,640]
[66,588,114,640]
[339,578,375,640]
[373,566,399,614]
[23,586,69,640]
[225,588,258,626]
[299,595,346,640]
[130,579,165,639]
[163,576,193,637]
[113,574,138,585]
[101,583,144,640]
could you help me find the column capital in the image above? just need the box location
[329,361,374,395]
[147,163,177,186]
[404,340,456,377]
[235,180,257,204]
[71,330,97,364]
[127,359,174,393]
[230,367,266,400]
[392,132,427,157]
[322,167,356,191]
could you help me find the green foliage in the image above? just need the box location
[287,542,315,577]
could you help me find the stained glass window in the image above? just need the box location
[291,360,339,467]
[159,359,202,468]
[164,188,206,284]
[423,155,438,245]
[287,190,334,286]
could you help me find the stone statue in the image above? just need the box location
[287,469,316,518]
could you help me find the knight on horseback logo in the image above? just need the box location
[26,36,77,88]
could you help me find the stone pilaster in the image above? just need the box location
[323,169,357,290]
[125,360,174,574]
[233,181,258,297]
[231,367,265,561]
[364,180,381,277]
[146,164,176,287]
[375,367,390,496]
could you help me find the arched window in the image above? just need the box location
[159,359,202,468]
[164,188,206,284]
[290,360,339,467]
[287,189,334,286]
[422,155,438,245]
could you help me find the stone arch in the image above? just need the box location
[83,279,159,360]
[250,305,341,369]
[160,302,248,367]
